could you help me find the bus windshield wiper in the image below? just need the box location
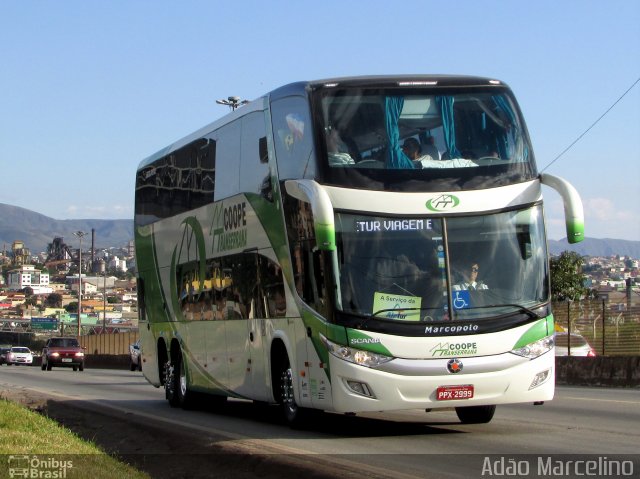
[467,303,543,320]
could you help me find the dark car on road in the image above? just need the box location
[0,345,11,365]
[41,337,86,371]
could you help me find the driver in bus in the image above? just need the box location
[453,262,489,290]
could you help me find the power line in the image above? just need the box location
[541,76,640,172]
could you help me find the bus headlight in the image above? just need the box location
[320,334,393,368]
[511,336,554,359]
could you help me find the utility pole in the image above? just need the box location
[103,270,107,333]
[73,231,87,337]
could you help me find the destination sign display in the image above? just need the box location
[355,218,433,233]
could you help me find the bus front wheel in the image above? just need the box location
[280,367,299,423]
[455,405,496,424]
[277,362,313,428]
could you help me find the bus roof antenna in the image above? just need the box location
[216,96,249,111]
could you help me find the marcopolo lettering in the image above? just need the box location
[424,324,479,334]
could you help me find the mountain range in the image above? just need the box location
[547,237,640,258]
[1,203,639,258]
[0,204,133,254]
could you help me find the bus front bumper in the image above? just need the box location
[327,351,555,413]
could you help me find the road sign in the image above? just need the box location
[30,317,59,330]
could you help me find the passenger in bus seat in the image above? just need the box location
[453,262,489,290]
[326,127,356,166]
[411,140,478,168]
[268,286,287,317]
[402,137,437,168]
[421,136,441,160]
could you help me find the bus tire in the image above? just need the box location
[455,405,496,424]
[278,362,312,428]
[165,348,192,409]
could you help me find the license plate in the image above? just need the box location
[62,358,72,363]
[436,385,474,400]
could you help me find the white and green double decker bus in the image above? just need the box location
[134,75,584,425]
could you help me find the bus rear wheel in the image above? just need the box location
[165,349,192,409]
[455,405,496,424]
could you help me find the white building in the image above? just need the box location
[8,265,52,294]
[67,275,99,295]
[109,256,127,272]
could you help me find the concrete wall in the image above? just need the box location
[79,331,139,355]
[555,356,640,387]
[79,355,640,388]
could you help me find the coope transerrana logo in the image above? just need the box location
[425,194,460,212]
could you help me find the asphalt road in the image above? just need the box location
[1,365,639,478]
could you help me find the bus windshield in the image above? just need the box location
[335,205,548,323]
[315,88,536,191]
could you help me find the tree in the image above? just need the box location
[45,293,63,308]
[550,251,588,301]
[65,302,79,313]
[21,286,34,297]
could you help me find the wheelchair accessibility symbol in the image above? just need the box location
[452,291,470,310]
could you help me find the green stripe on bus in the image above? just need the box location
[512,317,553,350]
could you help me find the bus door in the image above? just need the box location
[224,313,253,398]
[247,315,270,402]
[213,259,253,398]
[221,253,274,400]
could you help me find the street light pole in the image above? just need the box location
[73,231,87,337]
[215,96,249,111]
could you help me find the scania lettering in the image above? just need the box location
[350,338,381,345]
[134,75,584,426]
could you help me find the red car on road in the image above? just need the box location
[41,337,86,371]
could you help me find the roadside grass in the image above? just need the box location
[0,399,149,478]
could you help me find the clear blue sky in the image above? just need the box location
[1,0,638,241]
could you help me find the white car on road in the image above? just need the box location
[555,332,596,357]
[6,346,34,365]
